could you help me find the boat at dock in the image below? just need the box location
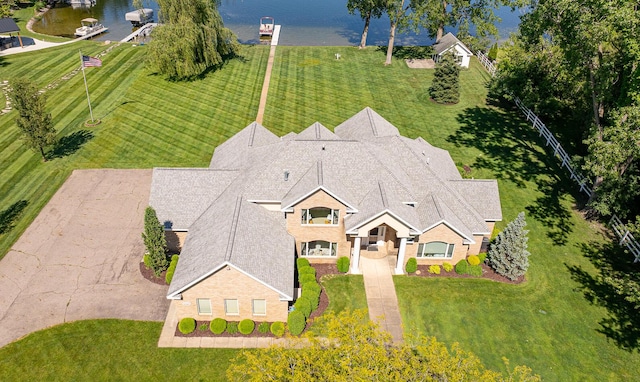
[259,16,274,37]
[74,18,106,37]
[125,8,154,27]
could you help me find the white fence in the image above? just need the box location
[476,50,640,263]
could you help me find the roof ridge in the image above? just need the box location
[378,181,388,208]
[366,107,379,137]
[317,160,323,185]
[248,123,256,147]
[224,196,243,262]
[431,194,443,219]
[315,123,321,139]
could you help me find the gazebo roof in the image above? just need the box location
[0,18,20,34]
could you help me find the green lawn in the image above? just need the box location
[0,43,638,380]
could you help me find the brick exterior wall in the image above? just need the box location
[405,223,481,266]
[286,190,349,264]
[166,231,187,253]
[175,266,289,322]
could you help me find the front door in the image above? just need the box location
[367,226,386,247]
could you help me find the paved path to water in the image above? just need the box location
[255,25,281,125]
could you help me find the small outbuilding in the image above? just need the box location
[432,32,472,68]
[0,17,23,50]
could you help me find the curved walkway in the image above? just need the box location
[0,169,169,348]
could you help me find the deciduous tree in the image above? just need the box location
[147,0,239,80]
[142,206,168,276]
[227,309,540,381]
[347,0,385,48]
[488,212,530,281]
[8,78,56,161]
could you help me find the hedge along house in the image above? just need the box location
[432,32,473,68]
[149,108,501,322]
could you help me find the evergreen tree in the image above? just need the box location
[142,206,168,276]
[488,212,530,281]
[147,0,239,80]
[488,42,498,61]
[429,51,460,104]
[8,78,56,161]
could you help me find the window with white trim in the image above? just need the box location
[224,299,239,315]
[301,207,339,225]
[252,299,266,316]
[196,298,212,315]
[416,241,454,258]
[300,240,337,257]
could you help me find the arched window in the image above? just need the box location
[301,207,339,225]
[301,240,337,257]
[416,241,454,258]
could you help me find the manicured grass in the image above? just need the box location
[320,274,368,315]
[0,42,269,259]
[0,43,638,381]
[0,320,239,380]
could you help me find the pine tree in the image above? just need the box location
[429,51,460,104]
[9,78,56,161]
[488,212,530,281]
[142,206,168,276]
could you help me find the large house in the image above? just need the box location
[149,108,501,322]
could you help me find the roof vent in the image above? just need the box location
[284,170,290,181]
[426,157,430,165]
[422,150,425,156]
[322,144,326,151]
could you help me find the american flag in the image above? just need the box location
[82,55,102,68]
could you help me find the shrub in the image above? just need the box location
[488,212,530,281]
[271,321,285,337]
[198,323,209,331]
[467,255,480,266]
[287,310,306,336]
[478,252,487,263]
[299,273,316,284]
[455,259,469,275]
[405,257,417,273]
[298,265,316,277]
[294,296,313,319]
[165,255,179,284]
[429,51,460,104]
[428,265,441,274]
[226,321,239,334]
[143,254,152,269]
[442,262,453,272]
[141,206,168,276]
[210,318,226,334]
[337,256,350,273]
[258,322,270,333]
[303,282,321,297]
[178,317,196,334]
[239,319,255,335]
[468,265,483,277]
[296,257,310,269]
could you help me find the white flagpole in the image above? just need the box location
[80,51,94,122]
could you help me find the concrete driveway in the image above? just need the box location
[0,169,169,348]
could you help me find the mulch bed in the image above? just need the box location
[412,263,524,284]
[139,262,167,285]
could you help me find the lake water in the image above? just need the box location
[33,0,524,45]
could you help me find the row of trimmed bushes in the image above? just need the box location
[165,255,179,284]
[178,317,285,336]
[290,258,323,335]
[405,253,487,277]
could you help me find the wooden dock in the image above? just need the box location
[120,23,157,43]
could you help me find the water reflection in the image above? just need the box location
[33,0,523,45]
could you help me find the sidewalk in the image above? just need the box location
[0,35,70,56]
[361,256,404,343]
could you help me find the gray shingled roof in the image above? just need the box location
[334,107,400,140]
[149,168,239,230]
[0,18,19,34]
[153,107,501,298]
[433,32,473,56]
[167,195,295,299]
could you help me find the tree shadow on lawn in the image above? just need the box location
[375,45,435,59]
[448,104,577,244]
[567,240,640,352]
[47,130,94,160]
[0,200,28,235]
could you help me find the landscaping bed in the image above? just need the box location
[412,263,524,284]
